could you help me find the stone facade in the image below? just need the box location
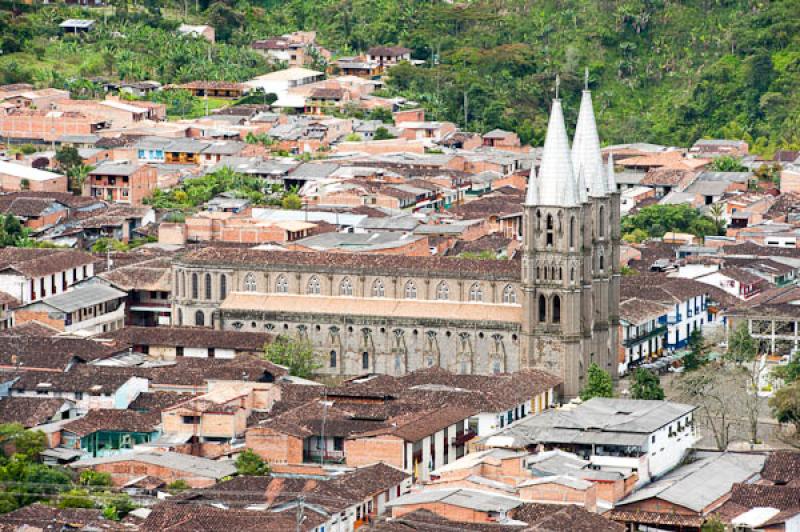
[169,90,620,396]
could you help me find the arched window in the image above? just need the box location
[204,273,212,300]
[544,267,549,280]
[558,267,563,280]
[570,267,576,283]
[546,214,554,246]
[599,206,606,238]
[468,282,482,302]
[191,273,198,299]
[436,281,449,301]
[362,351,369,370]
[339,277,353,296]
[536,209,542,231]
[219,275,227,300]
[404,280,417,299]
[538,295,547,323]
[307,275,321,295]
[569,216,576,249]
[502,284,517,304]
[599,252,605,272]
[244,273,257,292]
[275,274,288,294]
[329,350,337,368]
[372,279,385,297]
[536,266,540,280]
[195,310,204,327]
[553,295,561,324]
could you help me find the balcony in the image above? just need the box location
[451,430,477,447]
[623,325,667,347]
[303,449,345,464]
[667,313,683,325]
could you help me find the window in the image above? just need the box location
[569,216,576,249]
[219,275,227,299]
[177,309,182,326]
[329,350,337,368]
[307,276,321,295]
[553,296,561,324]
[204,273,212,300]
[436,281,449,301]
[546,214,554,246]
[404,280,417,299]
[468,282,482,302]
[182,416,200,424]
[502,284,516,304]
[372,279,385,297]
[599,206,606,237]
[191,273,198,299]
[176,346,184,357]
[195,310,204,327]
[538,295,547,322]
[244,273,257,292]
[339,277,353,296]
[362,351,369,369]
[599,253,605,272]
[275,275,288,294]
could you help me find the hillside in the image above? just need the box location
[1,0,799,154]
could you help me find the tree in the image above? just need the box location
[264,336,320,379]
[675,366,745,450]
[281,193,302,210]
[709,203,726,235]
[770,382,800,447]
[79,470,112,487]
[373,126,396,140]
[701,515,726,532]
[580,363,613,401]
[235,449,270,476]
[55,146,83,173]
[630,368,665,400]
[166,479,190,493]
[725,323,764,444]
[58,489,95,509]
[0,424,46,461]
[709,155,747,172]
[684,328,705,371]
[344,132,362,142]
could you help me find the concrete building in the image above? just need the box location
[0,160,67,193]
[87,163,157,206]
[479,398,698,485]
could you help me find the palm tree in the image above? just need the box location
[709,203,726,235]
[68,165,93,196]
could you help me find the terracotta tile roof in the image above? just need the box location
[620,297,671,324]
[0,248,96,278]
[101,326,273,351]
[11,365,139,394]
[640,167,698,187]
[0,336,122,370]
[61,409,160,437]
[141,502,318,532]
[100,257,171,291]
[449,191,524,220]
[761,451,800,486]
[448,234,513,256]
[128,391,188,413]
[717,266,768,286]
[620,272,739,308]
[608,510,705,528]
[0,197,63,217]
[514,503,626,531]
[722,241,800,259]
[372,509,522,531]
[177,81,247,91]
[368,46,411,57]
[727,482,800,510]
[0,320,59,337]
[619,151,710,171]
[0,504,126,531]
[133,356,287,387]
[178,247,521,280]
[0,397,68,427]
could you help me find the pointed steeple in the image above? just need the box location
[572,78,606,198]
[525,166,539,206]
[536,96,579,207]
[606,151,617,193]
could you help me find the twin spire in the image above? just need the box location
[526,71,616,207]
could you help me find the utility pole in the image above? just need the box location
[463,91,468,129]
[295,495,305,532]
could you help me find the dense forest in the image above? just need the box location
[1,0,799,153]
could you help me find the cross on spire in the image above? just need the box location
[584,67,589,90]
[555,74,560,100]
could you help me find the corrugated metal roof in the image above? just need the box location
[34,283,126,313]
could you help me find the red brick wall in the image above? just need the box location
[245,427,304,465]
[345,436,404,469]
[78,461,220,488]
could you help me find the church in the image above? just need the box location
[170,86,621,397]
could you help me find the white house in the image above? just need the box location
[0,248,96,304]
[481,398,699,485]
